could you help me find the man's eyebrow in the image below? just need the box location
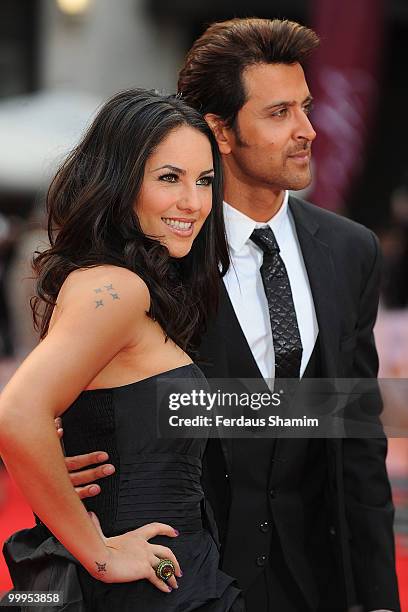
[303,95,314,105]
[262,94,314,112]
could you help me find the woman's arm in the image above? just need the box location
[0,266,179,588]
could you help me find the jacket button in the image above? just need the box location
[269,488,278,499]
[329,525,336,536]
[256,555,267,567]
[259,521,270,533]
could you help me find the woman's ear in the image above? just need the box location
[204,114,232,155]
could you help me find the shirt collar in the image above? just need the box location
[223,190,289,253]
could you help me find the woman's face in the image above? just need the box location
[135,125,214,258]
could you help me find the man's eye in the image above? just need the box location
[272,108,288,118]
[159,173,178,182]
[303,103,314,115]
[197,176,214,186]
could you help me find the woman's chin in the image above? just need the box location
[168,243,193,258]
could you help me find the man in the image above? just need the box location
[62,18,400,612]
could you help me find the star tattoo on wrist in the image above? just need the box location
[95,561,107,573]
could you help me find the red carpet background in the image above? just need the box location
[1,465,407,608]
[0,469,35,590]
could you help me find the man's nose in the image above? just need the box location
[295,110,317,142]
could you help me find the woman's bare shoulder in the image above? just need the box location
[47,266,151,335]
[58,265,150,311]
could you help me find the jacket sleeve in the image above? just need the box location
[343,231,400,611]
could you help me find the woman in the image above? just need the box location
[0,89,242,611]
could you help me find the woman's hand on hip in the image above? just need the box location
[88,512,182,592]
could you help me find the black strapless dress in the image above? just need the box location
[3,364,243,612]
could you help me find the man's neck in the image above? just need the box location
[222,163,285,222]
[224,180,285,222]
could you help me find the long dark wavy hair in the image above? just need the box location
[31,89,229,353]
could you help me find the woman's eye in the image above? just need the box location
[159,173,178,182]
[197,176,214,186]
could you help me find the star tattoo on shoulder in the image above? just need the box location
[110,293,120,300]
[95,300,104,308]
[105,284,114,291]
[94,288,103,293]
[95,561,107,573]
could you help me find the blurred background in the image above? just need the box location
[0,0,407,604]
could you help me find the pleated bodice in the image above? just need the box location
[62,364,207,536]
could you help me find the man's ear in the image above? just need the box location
[204,113,232,155]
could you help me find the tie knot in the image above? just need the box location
[250,227,280,254]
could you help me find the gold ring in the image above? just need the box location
[156,559,175,582]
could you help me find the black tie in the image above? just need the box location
[250,227,303,378]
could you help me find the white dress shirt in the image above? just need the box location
[222,191,318,380]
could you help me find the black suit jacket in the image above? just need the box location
[197,196,400,612]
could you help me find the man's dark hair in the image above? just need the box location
[178,18,319,127]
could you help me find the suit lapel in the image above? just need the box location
[269,198,341,490]
[289,197,340,377]
[216,282,265,472]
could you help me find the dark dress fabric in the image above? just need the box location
[3,364,243,612]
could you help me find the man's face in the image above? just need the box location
[225,62,316,191]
